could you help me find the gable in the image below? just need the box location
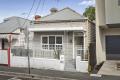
[12,28,21,34]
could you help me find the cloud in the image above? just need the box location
[79,0,95,6]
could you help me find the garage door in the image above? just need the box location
[106,36,120,60]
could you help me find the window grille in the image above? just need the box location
[42,35,63,50]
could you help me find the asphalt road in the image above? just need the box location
[0,66,90,80]
[0,66,120,80]
[0,75,13,80]
[0,74,120,80]
[0,74,78,80]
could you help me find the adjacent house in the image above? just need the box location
[96,0,120,64]
[0,16,30,66]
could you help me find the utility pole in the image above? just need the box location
[26,26,31,74]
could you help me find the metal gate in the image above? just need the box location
[0,50,8,65]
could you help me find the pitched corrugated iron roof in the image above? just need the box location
[40,7,86,21]
[0,16,30,33]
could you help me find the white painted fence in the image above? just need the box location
[76,56,88,72]
[0,50,8,64]
[33,49,58,59]
[10,54,64,71]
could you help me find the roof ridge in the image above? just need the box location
[41,7,69,20]
[38,7,87,22]
[65,7,86,18]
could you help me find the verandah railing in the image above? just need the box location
[75,45,88,61]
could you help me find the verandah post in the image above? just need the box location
[8,34,11,67]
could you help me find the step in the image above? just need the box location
[64,59,76,72]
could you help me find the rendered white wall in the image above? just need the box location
[76,56,88,72]
[10,55,64,71]
[96,0,106,64]
[0,50,8,64]
[105,0,120,24]
[96,0,106,26]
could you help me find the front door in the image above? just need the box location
[106,36,120,60]
[74,36,84,58]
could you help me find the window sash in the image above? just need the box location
[41,35,63,50]
[42,37,48,44]
[49,36,55,44]
[56,36,62,44]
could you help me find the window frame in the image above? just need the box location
[41,35,63,50]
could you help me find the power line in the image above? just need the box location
[34,0,42,15]
[22,0,36,27]
[40,0,46,15]
[31,0,45,21]
[56,0,59,8]
[22,0,36,74]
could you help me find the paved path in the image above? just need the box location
[98,60,120,76]
[91,75,120,80]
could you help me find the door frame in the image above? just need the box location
[73,32,84,59]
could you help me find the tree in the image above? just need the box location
[83,6,95,21]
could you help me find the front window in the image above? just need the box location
[42,35,63,50]
[56,37,62,44]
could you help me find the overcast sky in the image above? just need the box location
[0,0,95,22]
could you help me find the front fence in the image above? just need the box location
[11,47,62,59]
[33,49,62,59]
[10,47,65,70]
[10,55,64,70]
[11,48,33,57]
[0,50,8,64]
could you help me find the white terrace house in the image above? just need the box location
[29,8,95,72]
[0,8,95,73]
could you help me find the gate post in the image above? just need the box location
[8,48,10,67]
[60,55,64,70]
[8,34,11,67]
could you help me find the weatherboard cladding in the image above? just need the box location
[33,31,73,60]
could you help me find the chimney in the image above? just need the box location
[35,15,41,21]
[50,8,58,14]
[34,15,41,24]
